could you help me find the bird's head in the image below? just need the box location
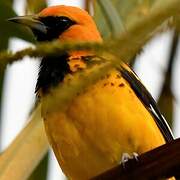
[8,5,102,43]
[9,5,103,95]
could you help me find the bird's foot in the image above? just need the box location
[121,152,139,170]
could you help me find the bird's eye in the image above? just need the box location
[35,16,76,41]
[40,16,75,30]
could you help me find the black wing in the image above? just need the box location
[119,64,174,142]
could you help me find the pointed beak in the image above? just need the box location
[8,15,47,34]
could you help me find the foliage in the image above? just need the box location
[94,0,157,38]
[26,0,47,14]
[0,105,49,180]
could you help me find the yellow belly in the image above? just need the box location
[42,69,165,180]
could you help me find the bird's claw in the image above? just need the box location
[121,152,139,170]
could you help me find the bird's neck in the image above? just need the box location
[67,50,94,72]
[36,50,93,96]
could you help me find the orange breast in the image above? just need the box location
[42,69,165,179]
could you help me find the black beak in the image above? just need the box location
[8,15,47,34]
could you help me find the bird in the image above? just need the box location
[9,5,174,180]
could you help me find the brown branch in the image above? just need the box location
[92,138,180,179]
[84,0,91,12]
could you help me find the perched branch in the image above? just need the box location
[92,138,180,180]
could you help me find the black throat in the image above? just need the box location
[33,16,76,95]
[35,53,71,94]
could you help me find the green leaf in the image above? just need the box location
[158,76,174,127]
[109,0,152,26]
[93,0,157,38]
[0,1,34,136]
[93,2,111,38]
[0,69,5,132]
[28,152,49,180]
[0,1,34,50]
[0,105,49,180]
[25,0,47,14]
[24,3,48,180]
[157,30,179,127]
[94,0,124,38]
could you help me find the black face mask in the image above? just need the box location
[32,16,76,41]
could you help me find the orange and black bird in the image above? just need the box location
[9,5,174,179]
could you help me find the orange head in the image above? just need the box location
[8,5,103,94]
[8,5,102,43]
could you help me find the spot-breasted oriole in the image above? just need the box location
[9,5,174,180]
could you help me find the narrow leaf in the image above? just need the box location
[26,0,47,14]
[94,0,158,38]
[94,0,124,37]
[28,152,49,180]
[158,30,179,127]
[0,1,34,50]
[0,105,49,180]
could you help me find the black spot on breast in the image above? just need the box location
[127,136,134,147]
[106,74,110,78]
[119,83,125,87]
[116,74,121,79]
[74,64,80,68]
[35,54,71,94]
